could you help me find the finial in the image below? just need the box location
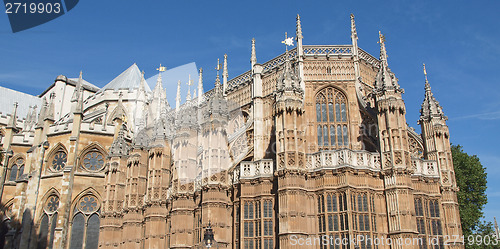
[198,68,204,105]
[140,70,146,91]
[223,54,228,96]
[216,58,222,76]
[296,14,303,40]
[8,102,18,128]
[251,38,257,67]
[281,32,294,52]
[156,64,166,72]
[176,80,181,112]
[423,63,432,94]
[350,14,357,39]
[186,74,193,101]
[378,31,388,63]
[215,58,222,92]
[79,70,83,80]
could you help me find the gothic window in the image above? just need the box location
[81,150,105,171]
[316,87,349,150]
[318,192,355,249]
[9,158,24,181]
[244,201,257,249]
[38,195,59,249]
[51,151,67,172]
[415,197,442,249]
[69,194,100,249]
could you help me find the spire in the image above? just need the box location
[156,64,166,89]
[223,54,228,96]
[251,38,257,68]
[379,31,388,66]
[71,71,84,114]
[296,14,303,40]
[7,102,18,128]
[37,97,48,127]
[374,32,401,93]
[176,80,181,112]
[109,124,131,157]
[45,92,55,121]
[215,58,222,94]
[198,68,204,105]
[419,63,446,122]
[350,14,358,57]
[495,217,499,238]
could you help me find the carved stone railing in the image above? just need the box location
[303,45,352,56]
[411,158,439,178]
[358,48,380,68]
[261,48,297,73]
[222,45,380,95]
[306,149,381,171]
[233,159,273,183]
[227,71,252,92]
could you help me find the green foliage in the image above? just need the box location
[452,145,497,248]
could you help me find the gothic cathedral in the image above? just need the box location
[0,15,463,249]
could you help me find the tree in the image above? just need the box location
[452,144,497,248]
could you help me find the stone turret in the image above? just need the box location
[418,64,462,240]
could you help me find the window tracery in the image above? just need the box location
[9,158,24,181]
[316,87,349,150]
[51,151,67,172]
[81,150,105,172]
[69,194,100,249]
[38,194,59,248]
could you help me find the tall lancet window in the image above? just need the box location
[69,195,100,249]
[38,195,59,249]
[316,87,349,150]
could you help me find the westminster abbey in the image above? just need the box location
[0,15,463,249]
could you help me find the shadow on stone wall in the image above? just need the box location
[0,204,46,249]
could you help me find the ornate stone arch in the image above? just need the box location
[77,142,108,173]
[69,187,102,217]
[68,188,102,249]
[36,188,60,248]
[45,142,68,173]
[314,86,350,150]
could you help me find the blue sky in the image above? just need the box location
[1,1,499,225]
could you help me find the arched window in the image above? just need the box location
[69,195,100,249]
[9,158,24,181]
[316,87,349,150]
[38,195,59,249]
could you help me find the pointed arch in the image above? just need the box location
[45,142,68,173]
[8,154,25,182]
[77,142,108,173]
[68,188,101,249]
[70,187,102,217]
[315,86,349,150]
[107,102,128,125]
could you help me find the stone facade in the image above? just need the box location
[0,15,463,249]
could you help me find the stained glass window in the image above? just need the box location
[9,158,24,181]
[82,151,105,171]
[70,194,100,249]
[316,88,349,149]
[52,151,67,171]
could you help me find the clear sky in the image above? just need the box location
[1,0,499,225]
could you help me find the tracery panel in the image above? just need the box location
[316,87,349,150]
